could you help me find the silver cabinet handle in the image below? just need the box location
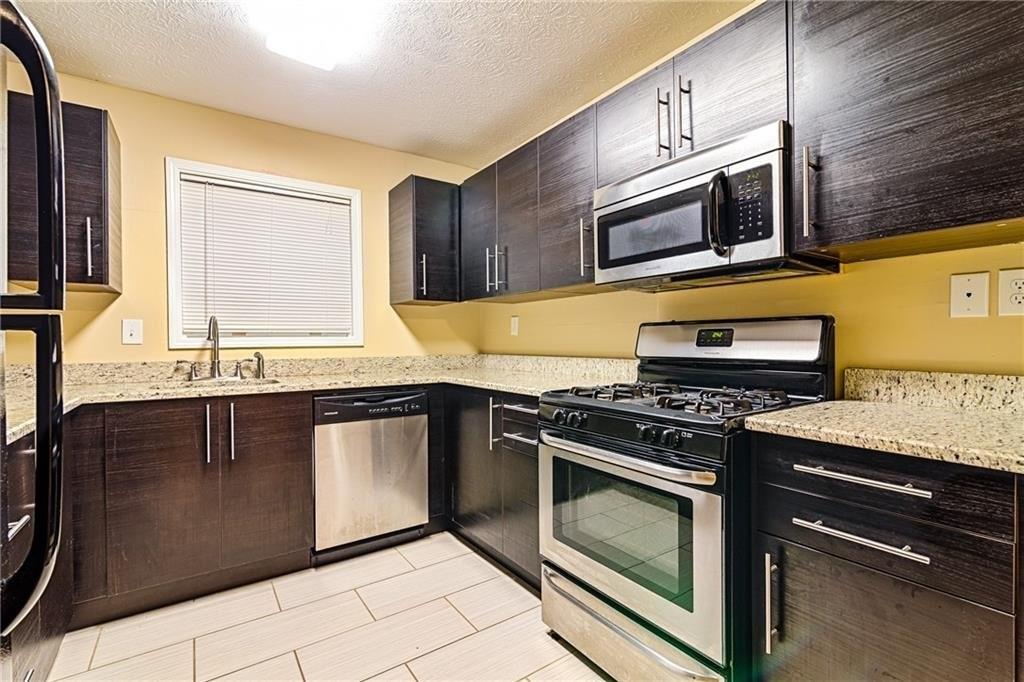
[541,432,717,487]
[792,517,931,565]
[229,402,236,461]
[678,76,693,151]
[494,245,507,289]
[23,668,34,682]
[792,463,933,499]
[655,87,671,157]
[6,514,31,542]
[578,217,593,277]
[419,253,427,296]
[802,145,820,237]
[205,403,212,464]
[764,552,778,656]
[485,247,493,292]
[503,404,539,416]
[85,216,94,277]
[503,432,539,446]
[488,397,503,450]
[543,567,719,681]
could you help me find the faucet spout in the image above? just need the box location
[207,316,221,379]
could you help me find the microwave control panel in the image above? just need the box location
[728,164,773,243]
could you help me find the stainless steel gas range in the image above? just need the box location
[537,316,835,681]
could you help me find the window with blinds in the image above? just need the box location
[165,158,363,348]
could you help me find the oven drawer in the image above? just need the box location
[758,484,1014,612]
[755,433,1014,542]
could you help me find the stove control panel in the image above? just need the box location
[635,423,691,448]
[553,409,588,428]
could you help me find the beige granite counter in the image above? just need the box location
[747,369,1024,473]
[5,354,637,444]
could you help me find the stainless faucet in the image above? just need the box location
[207,315,222,379]
[253,352,265,379]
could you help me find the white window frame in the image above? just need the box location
[165,157,364,349]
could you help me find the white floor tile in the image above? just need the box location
[527,654,605,681]
[408,608,567,682]
[214,652,303,681]
[195,590,372,681]
[297,599,474,682]
[62,641,193,681]
[48,626,100,680]
[272,547,414,610]
[446,575,539,629]
[365,664,416,681]
[357,552,498,618]
[394,532,471,568]
[92,581,279,668]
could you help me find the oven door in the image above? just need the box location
[538,431,724,665]
[593,168,729,285]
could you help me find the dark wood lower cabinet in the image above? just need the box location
[500,447,540,583]
[67,407,107,604]
[756,534,1014,680]
[448,388,503,553]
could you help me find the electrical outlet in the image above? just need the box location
[122,319,143,345]
[510,315,519,336]
[998,268,1024,316]
[949,273,989,318]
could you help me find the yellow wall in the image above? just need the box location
[478,242,1024,379]
[7,69,484,363]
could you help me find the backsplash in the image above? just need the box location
[845,368,1024,415]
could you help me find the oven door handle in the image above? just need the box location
[540,432,716,487]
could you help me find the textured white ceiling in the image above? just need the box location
[20,0,749,167]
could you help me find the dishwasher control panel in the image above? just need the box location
[315,391,428,424]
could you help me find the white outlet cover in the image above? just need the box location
[998,268,1024,316]
[510,315,519,336]
[949,273,989,318]
[122,319,143,345]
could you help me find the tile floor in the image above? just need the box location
[47,533,604,682]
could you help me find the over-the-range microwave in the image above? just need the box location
[593,121,837,291]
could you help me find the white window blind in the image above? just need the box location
[166,158,363,348]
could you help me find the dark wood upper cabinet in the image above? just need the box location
[595,60,674,188]
[671,1,787,154]
[7,93,122,292]
[756,534,1014,680]
[459,164,498,300]
[496,140,540,296]
[389,175,460,304]
[220,394,313,568]
[105,399,222,595]
[538,107,596,290]
[791,0,1024,254]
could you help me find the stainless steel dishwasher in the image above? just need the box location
[314,391,429,550]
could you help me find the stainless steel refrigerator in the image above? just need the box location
[1,1,67,680]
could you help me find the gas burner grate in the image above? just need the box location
[569,382,681,401]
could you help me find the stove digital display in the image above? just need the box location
[696,328,734,347]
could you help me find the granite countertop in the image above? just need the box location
[747,369,1024,474]
[4,356,637,444]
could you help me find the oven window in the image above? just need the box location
[597,184,708,270]
[552,457,695,611]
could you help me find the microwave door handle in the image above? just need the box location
[706,171,729,258]
[0,314,64,637]
[1,1,66,311]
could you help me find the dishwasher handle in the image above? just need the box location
[315,391,428,423]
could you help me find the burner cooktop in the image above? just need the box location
[565,382,793,420]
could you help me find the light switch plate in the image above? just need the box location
[122,319,143,344]
[997,268,1024,316]
[949,273,989,318]
[510,315,519,336]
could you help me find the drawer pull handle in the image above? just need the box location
[503,404,539,416]
[764,552,778,656]
[792,517,931,565]
[503,432,539,446]
[6,514,31,542]
[792,463,933,499]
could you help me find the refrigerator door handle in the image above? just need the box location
[1,0,65,310]
[0,314,63,637]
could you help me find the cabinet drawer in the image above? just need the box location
[758,484,1014,612]
[501,400,538,455]
[755,433,1014,541]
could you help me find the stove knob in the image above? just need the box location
[553,409,567,425]
[660,429,680,448]
[567,412,582,428]
[637,424,655,442]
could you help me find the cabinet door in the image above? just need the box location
[671,1,787,153]
[220,394,313,568]
[500,447,540,583]
[756,534,1014,680]
[105,400,221,594]
[7,94,111,286]
[459,164,497,300]
[496,141,539,295]
[447,389,502,552]
[595,60,674,188]
[539,107,596,290]
[67,407,108,605]
[415,178,460,302]
[791,1,1024,250]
